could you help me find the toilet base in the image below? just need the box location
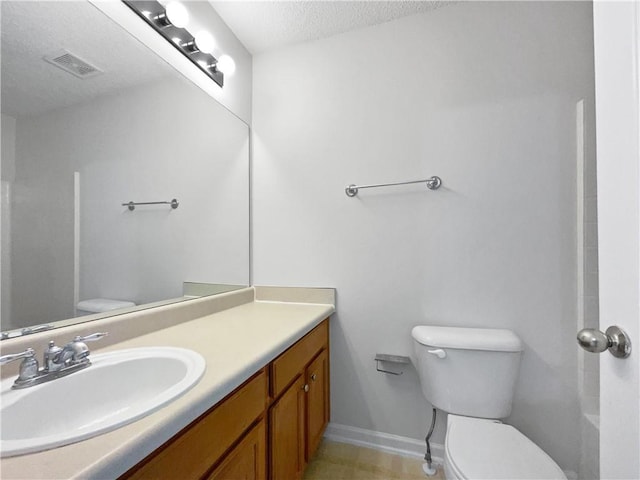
[443,452,461,480]
[422,462,437,476]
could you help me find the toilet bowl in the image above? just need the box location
[443,415,566,480]
[411,325,566,480]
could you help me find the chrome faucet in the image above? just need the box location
[0,332,108,389]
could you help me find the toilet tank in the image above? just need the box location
[412,326,523,419]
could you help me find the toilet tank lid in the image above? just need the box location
[411,326,523,352]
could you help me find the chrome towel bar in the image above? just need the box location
[345,176,442,197]
[122,199,179,211]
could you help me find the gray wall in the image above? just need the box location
[252,1,595,473]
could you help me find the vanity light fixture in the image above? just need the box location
[123,0,228,88]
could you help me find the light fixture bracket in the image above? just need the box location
[122,0,224,88]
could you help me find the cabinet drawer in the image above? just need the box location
[124,369,267,480]
[271,320,328,398]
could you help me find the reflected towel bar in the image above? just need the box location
[122,199,179,211]
[345,176,442,197]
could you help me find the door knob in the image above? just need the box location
[577,326,631,358]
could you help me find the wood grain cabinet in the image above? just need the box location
[122,369,268,480]
[269,321,330,480]
[269,375,307,480]
[305,348,329,460]
[120,319,329,480]
[207,419,266,480]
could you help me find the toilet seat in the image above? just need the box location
[444,415,566,480]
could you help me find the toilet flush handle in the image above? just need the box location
[426,349,446,359]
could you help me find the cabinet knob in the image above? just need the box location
[303,384,309,392]
[310,373,317,382]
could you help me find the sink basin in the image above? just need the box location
[0,346,206,457]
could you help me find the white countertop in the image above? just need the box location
[0,298,334,479]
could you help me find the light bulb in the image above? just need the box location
[216,55,235,76]
[165,2,189,28]
[194,31,215,54]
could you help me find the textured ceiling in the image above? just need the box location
[1,1,173,118]
[209,1,448,55]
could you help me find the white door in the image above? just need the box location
[593,2,640,479]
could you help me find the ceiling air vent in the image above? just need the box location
[43,50,103,79]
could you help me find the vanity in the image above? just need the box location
[123,319,329,480]
[0,287,335,479]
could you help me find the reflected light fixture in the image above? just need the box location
[216,55,235,76]
[123,0,231,88]
[194,31,215,55]
[164,2,189,28]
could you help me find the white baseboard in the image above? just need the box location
[323,422,444,466]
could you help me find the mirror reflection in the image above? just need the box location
[0,1,250,337]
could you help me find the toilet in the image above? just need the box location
[411,326,566,480]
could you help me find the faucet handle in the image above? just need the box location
[0,348,39,382]
[73,332,108,343]
[0,348,36,365]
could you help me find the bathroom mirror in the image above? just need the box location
[0,1,250,338]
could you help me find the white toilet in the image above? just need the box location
[411,325,566,480]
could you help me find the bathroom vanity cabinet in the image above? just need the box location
[121,319,330,480]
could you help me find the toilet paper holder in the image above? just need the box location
[375,353,411,375]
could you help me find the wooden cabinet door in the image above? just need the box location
[269,375,306,480]
[305,349,329,460]
[207,420,266,480]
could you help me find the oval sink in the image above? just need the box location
[0,346,206,457]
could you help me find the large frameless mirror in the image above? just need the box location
[0,0,250,339]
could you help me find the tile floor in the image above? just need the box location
[303,440,445,480]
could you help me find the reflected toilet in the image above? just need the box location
[76,298,136,316]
